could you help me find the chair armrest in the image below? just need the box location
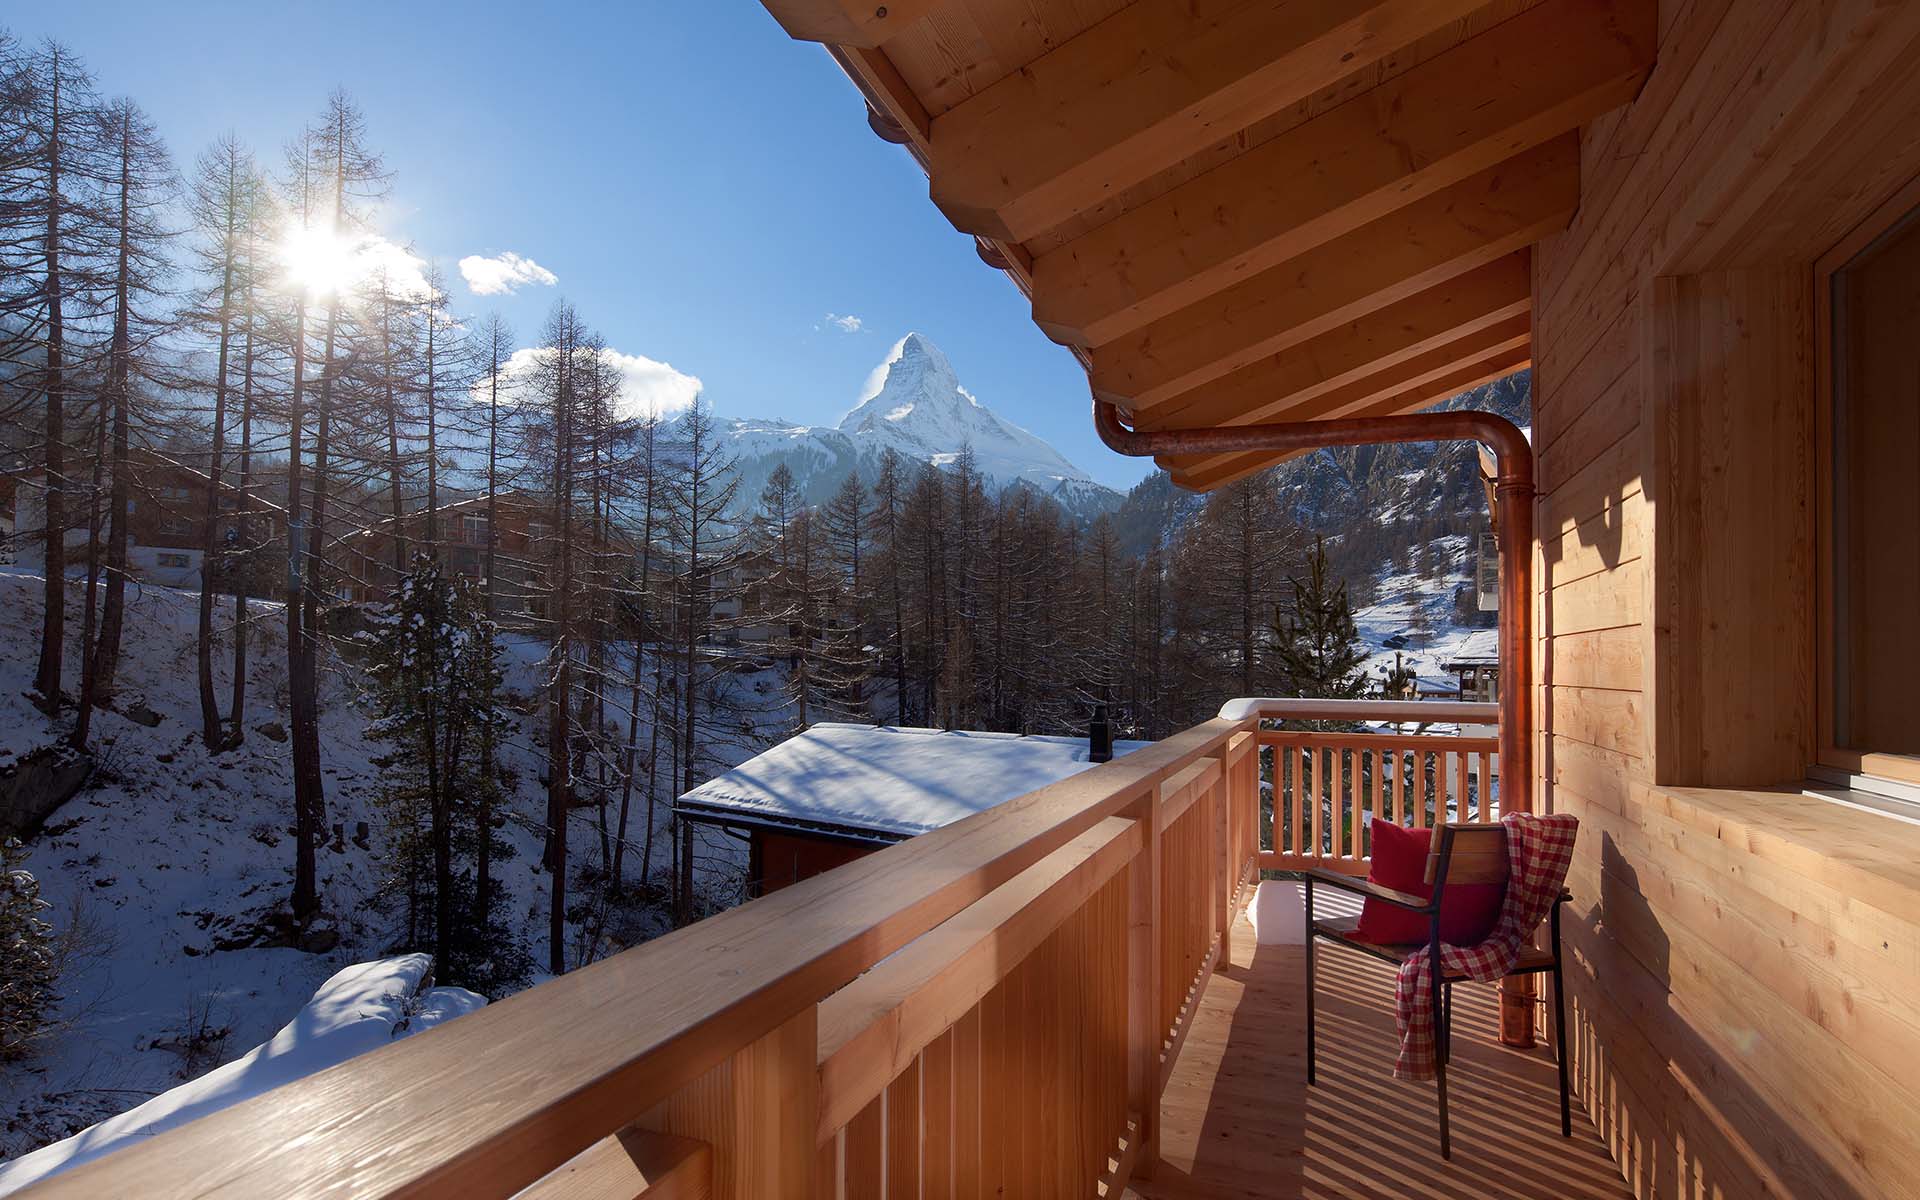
[1303,868,1435,914]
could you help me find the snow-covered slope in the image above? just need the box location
[713,334,1122,524]
[0,955,483,1196]
[0,569,707,1165]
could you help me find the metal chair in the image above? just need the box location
[1304,822,1572,1159]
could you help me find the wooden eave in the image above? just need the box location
[762,0,1655,490]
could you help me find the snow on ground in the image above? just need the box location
[0,567,720,1164]
[1349,541,1491,704]
[0,955,483,1196]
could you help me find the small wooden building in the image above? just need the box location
[677,722,1148,896]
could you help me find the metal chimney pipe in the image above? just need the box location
[1089,702,1114,763]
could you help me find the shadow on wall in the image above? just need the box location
[1564,834,1872,1199]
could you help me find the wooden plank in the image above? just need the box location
[921,1032,952,1200]
[1089,135,1578,410]
[1031,0,1652,345]
[928,0,1487,242]
[842,1095,882,1200]
[640,1009,817,1200]
[1547,626,1642,693]
[518,1129,712,1200]
[1126,790,1162,1180]
[1133,257,1532,429]
[952,1007,981,1200]
[761,0,943,47]
[885,1059,920,1198]
[1647,268,1813,787]
[815,815,1142,1138]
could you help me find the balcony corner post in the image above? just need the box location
[1126,784,1162,1181]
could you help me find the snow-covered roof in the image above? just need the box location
[1440,628,1501,667]
[677,722,1151,840]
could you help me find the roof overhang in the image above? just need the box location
[760,0,1654,490]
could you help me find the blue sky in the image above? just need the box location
[13,1,1154,491]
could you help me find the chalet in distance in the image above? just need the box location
[11,447,284,592]
[676,722,1148,898]
[34,4,1920,1200]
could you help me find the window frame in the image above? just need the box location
[1815,171,1920,789]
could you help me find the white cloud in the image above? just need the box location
[459,251,559,296]
[823,312,864,333]
[495,345,703,422]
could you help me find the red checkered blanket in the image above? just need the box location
[1392,811,1579,1081]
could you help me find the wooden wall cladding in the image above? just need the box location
[1533,1,1920,1197]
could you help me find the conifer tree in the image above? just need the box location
[0,836,57,1063]
[1271,535,1369,708]
[363,556,521,991]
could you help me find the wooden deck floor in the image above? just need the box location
[1127,906,1631,1200]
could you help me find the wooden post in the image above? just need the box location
[640,1007,819,1200]
[1213,752,1232,973]
[676,818,694,927]
[1125,787,1161,1180]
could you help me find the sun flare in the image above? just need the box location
[278,225,364,296]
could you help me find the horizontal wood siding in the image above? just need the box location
[1534,2,1920,1197]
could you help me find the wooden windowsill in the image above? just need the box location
[1653,783,1920,925]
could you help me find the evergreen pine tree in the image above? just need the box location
[1271,535,1370,708]
[362,556,527,993]
[1,837,57,1062]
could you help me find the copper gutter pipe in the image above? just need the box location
[1095,402,1536,797]
[1096,397,1538,1040]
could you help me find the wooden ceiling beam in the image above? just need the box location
[762,0,946,48]
[823,45,1039,298]
[1160,349,1532,491]
[1155,318,1533,477]
[925,0,1490,243]
[1089,133,1577,410]
[1033,0,1654,347]
[1131,251,1532,429]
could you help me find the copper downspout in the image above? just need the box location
[1095,399,1539,1040]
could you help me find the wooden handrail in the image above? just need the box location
[1220,696,1500,723]
[31,716,1255,1200]
[31,696,1486,1197]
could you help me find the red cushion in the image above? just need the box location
[1352,822,1507,947]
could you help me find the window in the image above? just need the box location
[158,515,193,536]
[1819,181,1920,788]
[156,552,191,569]
[463,513,489,545]
[527,520,551,543]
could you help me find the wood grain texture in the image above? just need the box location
[1029,0,1649,346]
[1089,135,1578,409]
[517,1129,712,1200]
[929,0,1486,243]
[1123,908,1629,1200]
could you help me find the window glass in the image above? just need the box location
[1830,204,1920,757]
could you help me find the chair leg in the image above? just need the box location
[1305,879,1317,1086]
[1554,911,1572,1137]
[1441,982,1453,1066]
[1433,954,1449,1159]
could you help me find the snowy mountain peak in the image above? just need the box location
[840,333,975,434]
[716,333,1121,524]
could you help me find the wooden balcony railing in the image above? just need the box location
[27,699,1494,1200]
[1238,699,1503,875]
